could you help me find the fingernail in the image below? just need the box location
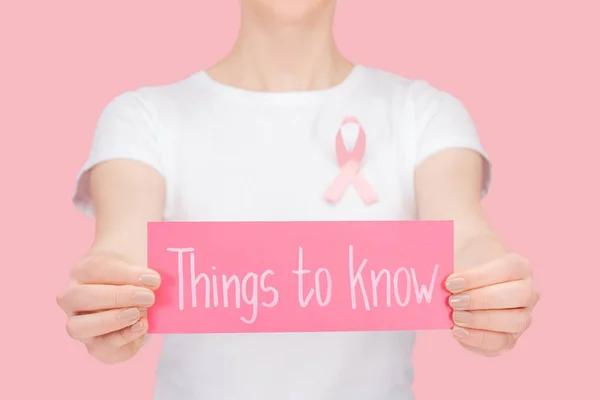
[453,311,473,324]
[449,294,470,309]
[133,292,155,306]
[452,327,469,339]
[140,273,161,287]
[131,320,145,332]
[119,308,140,322]
[445,277,466,292]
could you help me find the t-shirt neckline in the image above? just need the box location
[195,65,366,107]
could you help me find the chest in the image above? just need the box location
[164,106,417,222]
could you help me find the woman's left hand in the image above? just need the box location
[445,253,540,356]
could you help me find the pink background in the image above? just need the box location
[1,0,598,399]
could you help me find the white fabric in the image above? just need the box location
[73,65,491,400]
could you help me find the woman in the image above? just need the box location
[56,1,539,399]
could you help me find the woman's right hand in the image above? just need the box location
[56,252,161,364]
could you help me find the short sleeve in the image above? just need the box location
[72,90,164,217]
[413,82,492,198]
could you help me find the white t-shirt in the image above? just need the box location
[73,65,490,400]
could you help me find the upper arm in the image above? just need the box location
[73,90,166,265]
[411,83,492,249]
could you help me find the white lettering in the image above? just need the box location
[190,252,210,308]
[166,248,194,310]
[315,268,332,306]
[211,266,219,307]
[165,248,278,323]
[292,247,314,307]
[241,273,258,324]
[371,269,392,308]
[348,245,370,311]
[260,270,279,308]
[411,264,439,304]
[221,274,240,308]
[393,268,411,307]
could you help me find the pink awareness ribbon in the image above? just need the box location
[323,116,379,205]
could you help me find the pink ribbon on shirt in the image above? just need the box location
[323,116,378,205]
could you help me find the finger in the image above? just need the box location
[449,279,534,310]
[452,309,532,334]
[86,318,148,348]
[529,289,541,309]
[66,308,140,340]
[60,284,155,314]
[86,335,145,365]
[71,254,161,288]
[77,307,147,318]
[457,342,504,357]
[452,327,515,354]
[445,253,531,293]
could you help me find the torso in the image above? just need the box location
[142,66,435,400]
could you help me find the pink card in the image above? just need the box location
[147,221,453,334]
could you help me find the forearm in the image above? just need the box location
[87,160,165,266]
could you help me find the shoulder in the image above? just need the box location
[359,66,469,121]
[99,73,205,124]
